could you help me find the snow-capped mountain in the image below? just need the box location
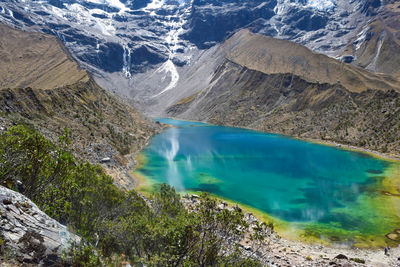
[0,0,385,109]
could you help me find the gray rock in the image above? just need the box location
[100,157,111,163]
[0,186,80,265]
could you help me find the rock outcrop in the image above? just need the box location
[0,186,79,265]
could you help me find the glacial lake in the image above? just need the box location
[135,118,400,246]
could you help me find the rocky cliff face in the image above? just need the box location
[166,31,400,155]
[0,185,79,265]
[0,24,160,189]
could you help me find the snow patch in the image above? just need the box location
[105,0,129,14]
[153,60,180,96]
[50,6,65,18]
[81,0,129,14]
[306,0,336,11]
[354,25,369,51]
[7,8,14,18]
[143,0,165,12]
[89,8,110,16]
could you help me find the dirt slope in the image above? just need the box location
[0,24,88,90]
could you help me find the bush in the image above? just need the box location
[0,125,267,265]
[0,125,124,237]
[63,245,101,267]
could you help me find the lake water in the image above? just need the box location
[135,118,400,246]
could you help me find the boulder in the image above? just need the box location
[0,186,80,265]
[100,157,111,163]
[334,254,348,260]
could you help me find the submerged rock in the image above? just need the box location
[0,186,80,265]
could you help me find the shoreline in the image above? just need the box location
[132,180,400,266]
[132,118,400,265]
[180,192,400,266]
[132,169,400,266]
[133,156,400,248]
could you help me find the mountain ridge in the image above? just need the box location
[223,29,400,93]
[166,30,400,155]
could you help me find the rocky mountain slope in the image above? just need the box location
[341,1,400,78]
[0,0,396,108]
[0,24,159,188]
[166,30,400,155]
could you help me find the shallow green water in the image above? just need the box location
[135,118,400,245]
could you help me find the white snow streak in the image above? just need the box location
[122,44,132,78]
[8,9,14,18]
[153,59,180,97]
[355,26,369,51]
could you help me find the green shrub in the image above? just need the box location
[63,245,102,267]
[0,125,267,266]
[350,257,366,264]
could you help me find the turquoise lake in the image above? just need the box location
[135,118,400,245]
